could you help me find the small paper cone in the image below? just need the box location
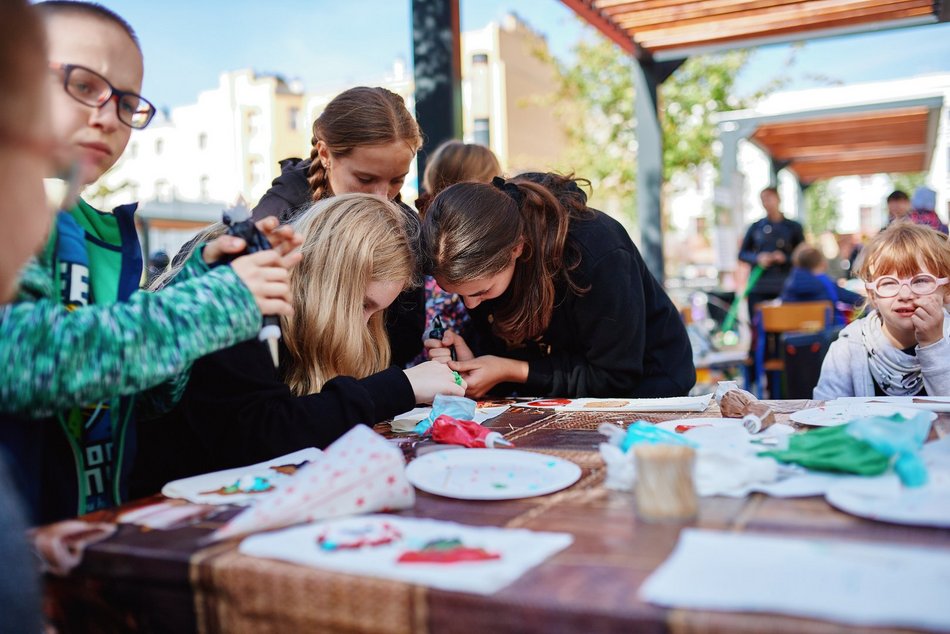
[212,426,414,541]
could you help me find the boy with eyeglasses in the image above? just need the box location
[0,1,303,523]
[815,222,950,399]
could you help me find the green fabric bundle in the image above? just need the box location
[760,426,890,476]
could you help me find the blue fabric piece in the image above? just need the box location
[845,411,931,487]
[620,421,696,453]
[414,394,477,435]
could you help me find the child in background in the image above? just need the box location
[0,1,301,523]
[133,195,464,493]
[814,222,950,399]
[414,140,501,360]
[780,243,863,324]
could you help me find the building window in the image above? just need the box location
[198,133,207,150]
[155,139,163,155]
[289,107,300,131]
[247,112,260,137]
[473,118,490,147]
[155,180,171,202]
[472,53,489,65]
[249,158,265,186]
[199,175,210,201]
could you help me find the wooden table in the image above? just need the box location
[47,401,950,633]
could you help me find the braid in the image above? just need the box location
[306,132,331,202]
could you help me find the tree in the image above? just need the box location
[888,171,929,196]
[803,180,839,237]
[539,25,782,223]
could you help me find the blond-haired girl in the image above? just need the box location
[134,194,463,491]
[814,222,950,399]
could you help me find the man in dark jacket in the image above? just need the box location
[738,186,806,321]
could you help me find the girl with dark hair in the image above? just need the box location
[423,173,695,398]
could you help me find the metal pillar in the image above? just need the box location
[411,0,462,189]
[633,57,684,284]
[797,180,811,223]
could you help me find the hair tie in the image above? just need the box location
[492,176,526,209]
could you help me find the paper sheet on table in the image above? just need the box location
[640,529,950,632]
[524,393,713,412]
[239,514,573,595]
[826,396,950,413]
[390,404,511,433]
[161,448,323,506]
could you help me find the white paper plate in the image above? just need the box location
[520,394,713,412]
[790,403,937,427]
[161,447,322,506]
[826,396,950,413]
[654,417,745,434]
[406,449,581,500]
[826,473,950,528]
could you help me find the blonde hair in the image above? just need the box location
[283,193,418,395]
[857,222,950,282]
[423,141,500,196]
[306,87,423,202]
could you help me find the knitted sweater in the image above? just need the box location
[0,202,262,521]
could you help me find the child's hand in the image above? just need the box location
[912,293,945,347]
[202,218,302,265]
[403,360,466,403]
[448,356,528,398]
[424,330,474,363]
[203,234,248,264]
[256,217,303,256]
[231,250,298,316]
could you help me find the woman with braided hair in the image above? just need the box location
[250,86,426,366]
[423,173,695,398]
[252,86,421,222]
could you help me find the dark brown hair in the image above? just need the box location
[306,87,423,201]
[422,173,592,344]
[791,243,824,271]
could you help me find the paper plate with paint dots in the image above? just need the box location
[406,449,581,500]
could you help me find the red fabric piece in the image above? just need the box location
[397,547,501,563]
[430,415,492,448]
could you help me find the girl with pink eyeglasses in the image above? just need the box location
[815,222,950,398]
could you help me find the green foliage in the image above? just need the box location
[803,180,839,236]
[539,24,775,222]
[660,51,753,180]
[888,171,928,195]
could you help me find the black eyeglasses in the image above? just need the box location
[49,62,156,130]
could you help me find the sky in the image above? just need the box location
[85,0,950,111]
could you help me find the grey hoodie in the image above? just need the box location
[814,309,950,399]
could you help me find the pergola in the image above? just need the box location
[716,84,945,225]
[410,0,948,280]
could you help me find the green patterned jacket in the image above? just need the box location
[0,224,261,519]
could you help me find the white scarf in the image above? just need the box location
[860,312,923,396]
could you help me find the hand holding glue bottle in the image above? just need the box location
[428,314,457,361]
[221,202,286,367]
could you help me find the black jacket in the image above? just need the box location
[131,338,416,497]
[251,158,314,223]
[738,216,805,295]
[249,157,425,367]
[468,211,695,398]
